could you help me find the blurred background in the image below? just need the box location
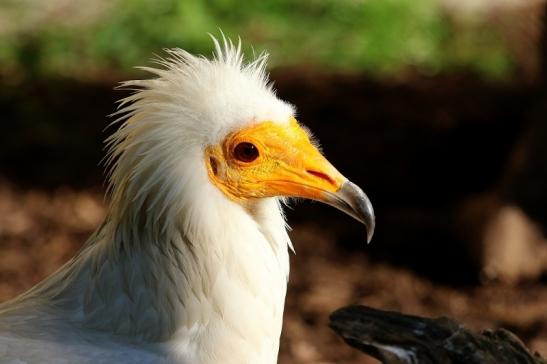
[1,0,546,362]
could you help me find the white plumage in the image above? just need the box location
[0,37,374,364]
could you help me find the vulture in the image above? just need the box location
[0,37,374,363]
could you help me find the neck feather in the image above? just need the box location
[19,189,290,352]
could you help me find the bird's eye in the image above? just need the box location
[234,142,259,163]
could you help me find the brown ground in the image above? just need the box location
[0,182,545,363]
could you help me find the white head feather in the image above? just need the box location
[105,37,294,240]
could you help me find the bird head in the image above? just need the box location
[107,36,374,243]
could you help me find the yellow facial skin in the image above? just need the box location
[205,117,346,204]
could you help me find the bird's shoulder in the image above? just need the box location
[0,330,167,364]
[0,313,168,364]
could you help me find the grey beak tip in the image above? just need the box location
[331,181,376,244]
[366,222,375,244]
[363,198,375,244]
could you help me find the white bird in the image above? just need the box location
[0,37,374,364]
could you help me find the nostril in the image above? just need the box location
[306,170,335,185]
[210,157,219,176]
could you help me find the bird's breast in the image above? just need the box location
[166,202,290,364]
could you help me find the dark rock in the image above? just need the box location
[330,305,546,364]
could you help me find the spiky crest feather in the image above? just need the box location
[104,36,294,240]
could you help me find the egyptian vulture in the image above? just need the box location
[0,37,374,364]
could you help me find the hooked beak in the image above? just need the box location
[208,117,376,242]
[322,180,375,243]
[253,119,376,242]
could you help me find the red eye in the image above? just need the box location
[234,142,259,163]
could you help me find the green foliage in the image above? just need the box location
[0,0,514,80]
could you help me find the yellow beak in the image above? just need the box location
[207,118,376,242]
[265,142,375,243]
